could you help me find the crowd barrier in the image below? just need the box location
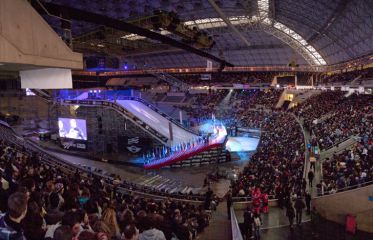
[0,122,204,203]
[231,207,244,240]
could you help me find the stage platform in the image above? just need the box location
[28,133,259,166]
[225,136,260,152]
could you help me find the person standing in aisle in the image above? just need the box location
[204,187,213,210]
[294,196,306,225]
[286,203,295,229]
[253,212,262,240]
[305,191,312,215]
[243,206,253,240]
[308,170,314,188]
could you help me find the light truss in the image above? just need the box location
[207,0,251,47]
[121,16,257,40]
[119,0,327,66]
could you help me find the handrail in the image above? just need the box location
[321,135,357,152]
[230,207,244,240]
[123,96,198,136]
[292,114,309,179]
[0,129,204,203]
[146,70,190,92]
[53,93,198,139]
[232,195,276,202]
[31,89,52,102]
[144,137,226,169]
[26,140,205,203]
[313,180,373,199]
[0,123,204,202]
[63,91,192,134]
[59,98,169,144]
[73,66,323,77]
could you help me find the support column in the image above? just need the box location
[295,74,298,86]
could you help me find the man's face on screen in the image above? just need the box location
[70,119,77,128]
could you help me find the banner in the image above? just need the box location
[20,68,72,89]
[60,139,87,151]
[118,136,151,154]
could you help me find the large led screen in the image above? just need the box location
[58,118,87,140]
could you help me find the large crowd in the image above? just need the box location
[231,112,305,201]
[2,76,373,240]
[180,89,282,128]
[296,91,372,150]
[318,114,373,194]
[320,128,372,195]
[173,72,277,85]
[0,126,212,240]
[318,68,373,84]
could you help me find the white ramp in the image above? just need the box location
[116,100,197,146]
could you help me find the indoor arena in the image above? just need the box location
[0,0,372,239]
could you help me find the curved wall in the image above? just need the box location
[312,184,373,233]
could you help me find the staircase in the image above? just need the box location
[144,136,228,169]
[134,174,202,194]
[282,100,291,110]
[60,98,169,145]
[31,89,52,102]
[350,74,363,86]
[147,70,190,91]
[319,136,358,161]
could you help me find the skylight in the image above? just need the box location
[257,0,326,65]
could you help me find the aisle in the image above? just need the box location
[198,179,232,240]
[198,203,232,240]
[236,207,311,240]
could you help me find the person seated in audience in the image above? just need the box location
[122,224,139,240]
[0,192,28,240]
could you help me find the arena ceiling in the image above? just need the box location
[37,0,373,69]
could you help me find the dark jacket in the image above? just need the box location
[294,198,306,211]
[0,213,26,240]
[45,208,64,225]
[286,207,295,219]
[243,210,253,226]
[308,171,314,180]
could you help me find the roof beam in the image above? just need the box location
[254,0,327,65]
[30,1,234,67]
[307,0,351,43]
[269,0,276,20]
[207,0,251,47]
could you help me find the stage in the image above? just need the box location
[225,136,260,152]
